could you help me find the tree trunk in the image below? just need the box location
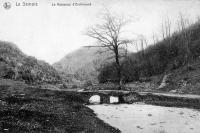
[114,46,121,86]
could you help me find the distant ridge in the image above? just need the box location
[53,46,126,82]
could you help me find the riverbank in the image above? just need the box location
[122,92,200,109]
[0,80,120,133]
[1,79,200,133]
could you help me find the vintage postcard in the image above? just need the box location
[0,0,200,133]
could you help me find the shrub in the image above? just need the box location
[83,80,93,87]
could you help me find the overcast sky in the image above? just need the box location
[0,0,200,64]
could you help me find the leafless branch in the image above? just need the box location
[85,11,135,84]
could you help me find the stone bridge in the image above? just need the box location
[76,90,200,109]
[76,90,140,104]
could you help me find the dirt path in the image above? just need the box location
[139,92,200,99]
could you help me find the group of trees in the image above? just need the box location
[86,12,200,85]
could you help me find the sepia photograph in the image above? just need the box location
[0,0,200,132]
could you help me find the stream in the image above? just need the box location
[88,104,200,133]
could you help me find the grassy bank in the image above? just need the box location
[0,79,120,133]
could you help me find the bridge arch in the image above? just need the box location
[79,91,125,104]
[89,95,101,104]
[109,96,119,103]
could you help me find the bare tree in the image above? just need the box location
[161,17,172,40]
[176,13,191,68]
[85,12,134,85]
[135,40,139,52]
[152,33,159,45]
[197,16,200,22]
[176,13,190,32]
[165,17,172,38]
[161,23,166,40]
[137,35,148,57]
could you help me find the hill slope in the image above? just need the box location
[0,41,61,84]
[99,21,200,94]
[53,47,111,72]
[53,47,119,83]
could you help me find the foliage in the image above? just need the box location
[83,80,93,87]
[98,21,200,83]
[98,62,118,83]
